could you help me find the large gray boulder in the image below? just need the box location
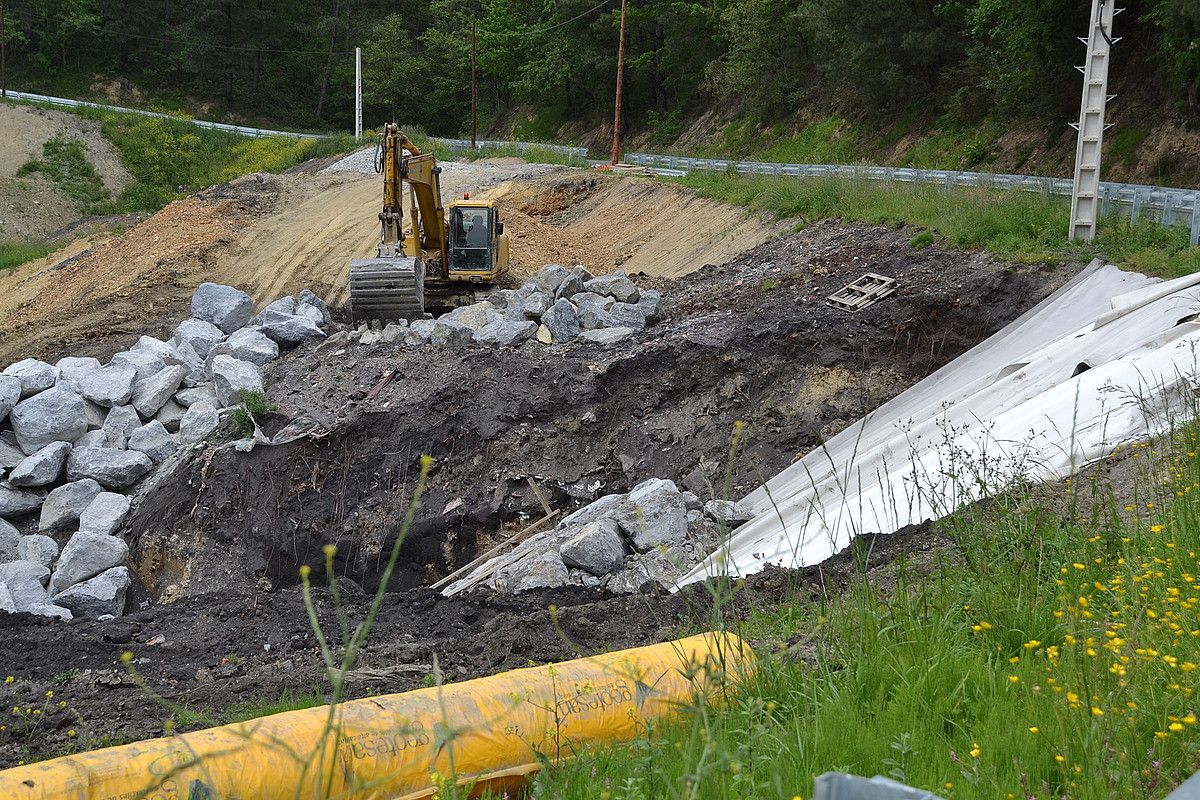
[39,478,103,531]
[102,405,140,442]
[211,355,263,407]
[74,430,117,450]
[179,401,220,444]
[253,296,295,325]
[578,305,614,331]
[0,581,13,613]
[294,303,325,325]
[0,559,50,586]
[703,499,754,527]
[560,493,627,529]
[49,531,128,595]
[54,356,102,392]
[606,303,647,332]
[8,441,71,487]
[0,374,22,421]
[0,518,18,559]
[584,271,640,303]
[615,478,689,553]
[522,291,551,320]
[131,365,187,418]
[474,319,537,346]
[83,399,108,431]
[531,264,572,296]
[572,291,615,311]
[445,302,497,330]
[54,566,130,619]
[17,534,59,568]
[637,289,663,321]
[430,319,476,347]
[298,289,333,325]
[578,327,636,346]
[555,266,592,300]
[5,574,71,619]
[75,363,137,408]
[0,435,24,471]
[402,319,437,346]
[155,399,187,433]
[79,492,131,537]
[192,282,253,333]
[171,339,207,387]
[0,482,46,519]
[10,388,89,454]
[560,518,626,576]
[261,316,325,346]
[226,327,279,366]
[495,550,570,592]
[128,421,177,464]
[4,359,60,398]
[540,298,581,343]
[131,335,180,362]
[174,384,218,408]
[174,318,227,358]
[109,349,166,380]
[66,448,153,490]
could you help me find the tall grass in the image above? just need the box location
[678,172,1200,278]
[0,240,57,271]
[530,425,1200,799]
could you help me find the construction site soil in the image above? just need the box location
[0,215,1074,766]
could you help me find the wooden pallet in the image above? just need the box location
[826,273,897,312]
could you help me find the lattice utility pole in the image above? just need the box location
[354,47,363,139]
[1069,0,1121,242]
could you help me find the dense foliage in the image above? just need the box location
[4,1,1198,137]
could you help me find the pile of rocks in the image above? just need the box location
[0,282,331,620]
[443,478,754,596]
[350,265,662,348]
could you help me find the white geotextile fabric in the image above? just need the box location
[677,261,1200,587]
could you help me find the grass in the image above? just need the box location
[18,135,113,214]
[0,240,57,271]
[528,426,1200,800]
[675,172,1200,278]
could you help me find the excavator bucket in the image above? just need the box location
[349,256,425,324]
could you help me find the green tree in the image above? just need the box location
[706,0,811,117]
[1146,0,1200,111]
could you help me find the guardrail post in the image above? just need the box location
[1131,190,1143,224]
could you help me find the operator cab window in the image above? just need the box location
[451,207,492,271]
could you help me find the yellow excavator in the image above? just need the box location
[349,123,510,321]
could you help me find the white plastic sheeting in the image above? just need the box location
[677,260,1200,587]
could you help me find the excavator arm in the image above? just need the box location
[378,124,448,275]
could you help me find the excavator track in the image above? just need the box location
[349,256,425,324]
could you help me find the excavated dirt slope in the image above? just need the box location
[0,158,780,365]
[0,218,1075,766]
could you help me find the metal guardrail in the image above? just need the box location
[433,137,589,159]
[1,89,323,140]
[623,153,1200,246]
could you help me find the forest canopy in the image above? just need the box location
[5,0,1198,135]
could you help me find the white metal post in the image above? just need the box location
[354,47,363,139]
[1069,0,1120,241]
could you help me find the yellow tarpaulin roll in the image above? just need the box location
[0,632,753,800]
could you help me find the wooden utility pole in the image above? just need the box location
[470,22,477,150]
[609,0,628,165]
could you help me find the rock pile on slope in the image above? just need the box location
[350,265,662,348]
[0,283,331,620]
[443,478,753,595]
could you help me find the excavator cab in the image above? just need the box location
[447,203,507,275]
